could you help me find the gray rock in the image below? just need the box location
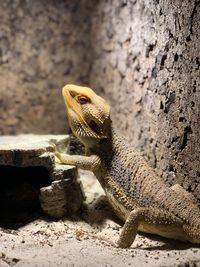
[0,135,85,218]
[89,0,200,204]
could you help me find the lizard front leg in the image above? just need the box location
[55,150,101,172]
[117,207,183,248]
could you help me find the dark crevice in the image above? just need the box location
[164,92,176,113]
[174,53,179,62]
[179,117,185,122]
[151,67,157,78]
[189,0,199,35]
[145,44,155,57]
[160,101,164,110]
[179,126,192,150]
[160,54,167,67]
[193,81,196,93]
[185,0,199,41]
[186,35,192,42]
[171,136,179,144]
[169,165,176,173]
[187,184,192,193]
[0,166,51,228]
[164,42,169,52]
[168,29,173,38]
[195,57,200,69]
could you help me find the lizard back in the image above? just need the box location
[93,128,200,228]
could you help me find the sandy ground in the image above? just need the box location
[0,170,200,267]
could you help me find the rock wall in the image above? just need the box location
[0,0,199,201]
[89,0,200,200]
[0,0,93,134]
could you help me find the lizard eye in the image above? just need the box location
[77,95,88,104]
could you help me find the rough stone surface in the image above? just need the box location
[89,0,200,203]
[0,0,199,202]
[0,170,200,267]
[0,135,84,219]
[0,0,93,135]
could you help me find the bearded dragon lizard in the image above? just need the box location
[54,84,200,248]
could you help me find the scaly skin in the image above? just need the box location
[55,84,200,248]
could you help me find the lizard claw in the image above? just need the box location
[49,143,62,162]
[116,239,131,249]
[49,143,57,152]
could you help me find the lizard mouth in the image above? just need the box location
[62,85,102,139]
[62,85,74,110]
[62,86,85,126]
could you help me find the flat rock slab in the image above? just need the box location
[0,135,69,166]
[0,135,85,219]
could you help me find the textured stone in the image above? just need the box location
[178,260,200,267]
[0,0,199,203]
[89,0,200,203]
[40,177,84,219]
[0,135,85,218]
[0,0,94,135]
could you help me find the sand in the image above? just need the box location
[0,170,200,267]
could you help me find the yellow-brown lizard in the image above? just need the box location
[55,84,200,248]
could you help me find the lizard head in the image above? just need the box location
[62,84,111,147]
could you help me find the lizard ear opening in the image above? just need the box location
[88,118,111,139]
[89,120,98,132]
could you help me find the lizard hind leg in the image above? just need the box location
[117,207,184,248]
